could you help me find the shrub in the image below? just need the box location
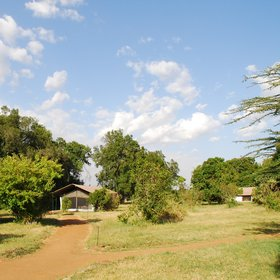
[254,180,280,211]
[62,197,72,212]
[88,188,120,211]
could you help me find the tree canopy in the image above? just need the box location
[0,154,62,222]
[0,106,92,189]
[93,129,141,200]
[191,157,259,204]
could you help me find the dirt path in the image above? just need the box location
[0,216,278,280]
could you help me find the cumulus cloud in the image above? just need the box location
[41,91,70,109]
[33,27,60,43]
[25,0,84,21]
[128,60,199,102]
[94,88,219,145]
[27,40,44,56]
[44,70,67,91]
[0,15,60,86]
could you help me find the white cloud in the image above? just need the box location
[128,60,199,102]
[60,0,84,6]
[139,36,153,44]
[0,15,34,45]
[27,40,44,56]
[10,68,34,87]
[41,91,70,109]
[196,103,207,111]
[146,60,199,102]
[25,0,84,21]
[8,46,32,64]
[25,0,59,18]
[141,112,220,144]
[146,60,180,80]
[44,70,67,91]
[20,68,34,79]
[94,86,219,145]
[209,136,220,142]
[61,9,84,21]
[34,27,59,43]
[117,45,136,57]
[246,64,258,73]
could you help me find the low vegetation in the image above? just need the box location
[71,203,280,279]
[77,203,280,252]
[0,211,58,258]
[69,239,280,280]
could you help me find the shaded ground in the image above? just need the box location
[0,216,279,280]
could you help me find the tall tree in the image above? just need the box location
[92,130,141,200]
[0,106,92,188]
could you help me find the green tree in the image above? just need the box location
[126,150,185,224]
[191,157,225,203]
[93,130,141,200]
[0,154,62,223]
[0,106,53,157]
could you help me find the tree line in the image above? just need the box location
[0,62,279,223]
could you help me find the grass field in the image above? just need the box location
[77,203,280,251]
[70,203,280,280]
[0,211,59,258]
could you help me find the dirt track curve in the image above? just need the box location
[0,216,278,280]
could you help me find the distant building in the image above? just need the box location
[235,187,254,202]
[52,184,100,211]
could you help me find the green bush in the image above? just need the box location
[62,197,72,212]
[253,180,280,211]
[88,188,120,211]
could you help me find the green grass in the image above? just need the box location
[77,203,280,251]
[0,211,59,258]
[70,203,280,279]
[69,239,280,280]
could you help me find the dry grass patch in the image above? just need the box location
[77,203,280,251]
[68,239,280,280]
[0,211,59,259]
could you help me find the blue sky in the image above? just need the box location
[0,0,279,185]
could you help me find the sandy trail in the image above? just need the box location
[0,216,278,280]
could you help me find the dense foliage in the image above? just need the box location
[93,129,141,201]
[191,157,259,204]
[0,106,92,189]
[88,188,120,211]
[0,154,62,222]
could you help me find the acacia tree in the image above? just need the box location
[0,154,62,223]
[229,63,280,210]
[229,63,280,157]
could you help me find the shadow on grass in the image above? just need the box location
[247,222,280,235]
[0,233,25,243]
[274,249,280,278]
[40,218,60,226]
